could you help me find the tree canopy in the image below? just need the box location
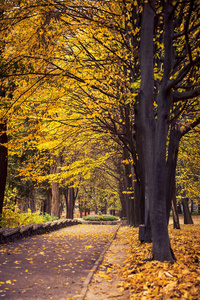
[0,0,199,262]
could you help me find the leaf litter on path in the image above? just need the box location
[0,224,118,299]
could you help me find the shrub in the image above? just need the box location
[0,205,58,228]
[82,214,119,221]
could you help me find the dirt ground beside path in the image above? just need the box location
[0,224,118,300]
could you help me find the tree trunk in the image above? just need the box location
[51,181,60,218]
[172,185,180,229]
[65,186,78,219]
[166,120,181,223]
[134,98,146,226]
[191,200,194,213]
[28,187,36,213]
[51,154,61,218]
[178,204,182,214]
[139,1,175,261]
[123,147,134,226]
[0,120,8,217]
[29,197,36,213]
[182,198,194,224]
[46,189,51,215]
[117,174,127,218]
[79,205,83,218]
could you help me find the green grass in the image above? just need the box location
[82,214,119,222]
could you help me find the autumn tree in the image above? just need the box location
[1,0,200,262]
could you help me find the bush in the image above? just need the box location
[0,206,58,228]
[82,214,119,222]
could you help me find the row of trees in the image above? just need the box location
[0,0,199,261]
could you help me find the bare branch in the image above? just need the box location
[173,87,200,102]
[166,57,200,90]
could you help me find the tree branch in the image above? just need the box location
[181,116,200,138]
[166,57,200,90]
[173,87,200,102]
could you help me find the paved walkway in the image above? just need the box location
[85,226,130,300]
[0,224,119,300]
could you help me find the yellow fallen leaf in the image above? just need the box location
[6,280,11,284]
[85,245,93,250]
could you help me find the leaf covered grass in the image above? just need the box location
[82,214,119,221]
[119,224,200,299]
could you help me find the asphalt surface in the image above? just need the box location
[0,224,119,300]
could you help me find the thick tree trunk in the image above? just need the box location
[182,198,194,224]
[139,1,175,261]
[0,120,8,217]
[65,186,78,219]
[134,99,146,226]
[65,187,75,219]
[152,1,175,262]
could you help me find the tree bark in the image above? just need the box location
[46,189,51,215]
[123,147,134,226]
[118,179,127,218]
[51,154,61,218]
[139,1,175,261]
[172,185,180,229]
[182,198,194,224]
[166,120,182,223]
[0,120,8,217]
[65,187,74,219]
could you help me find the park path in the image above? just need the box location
[0,224,119,300]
